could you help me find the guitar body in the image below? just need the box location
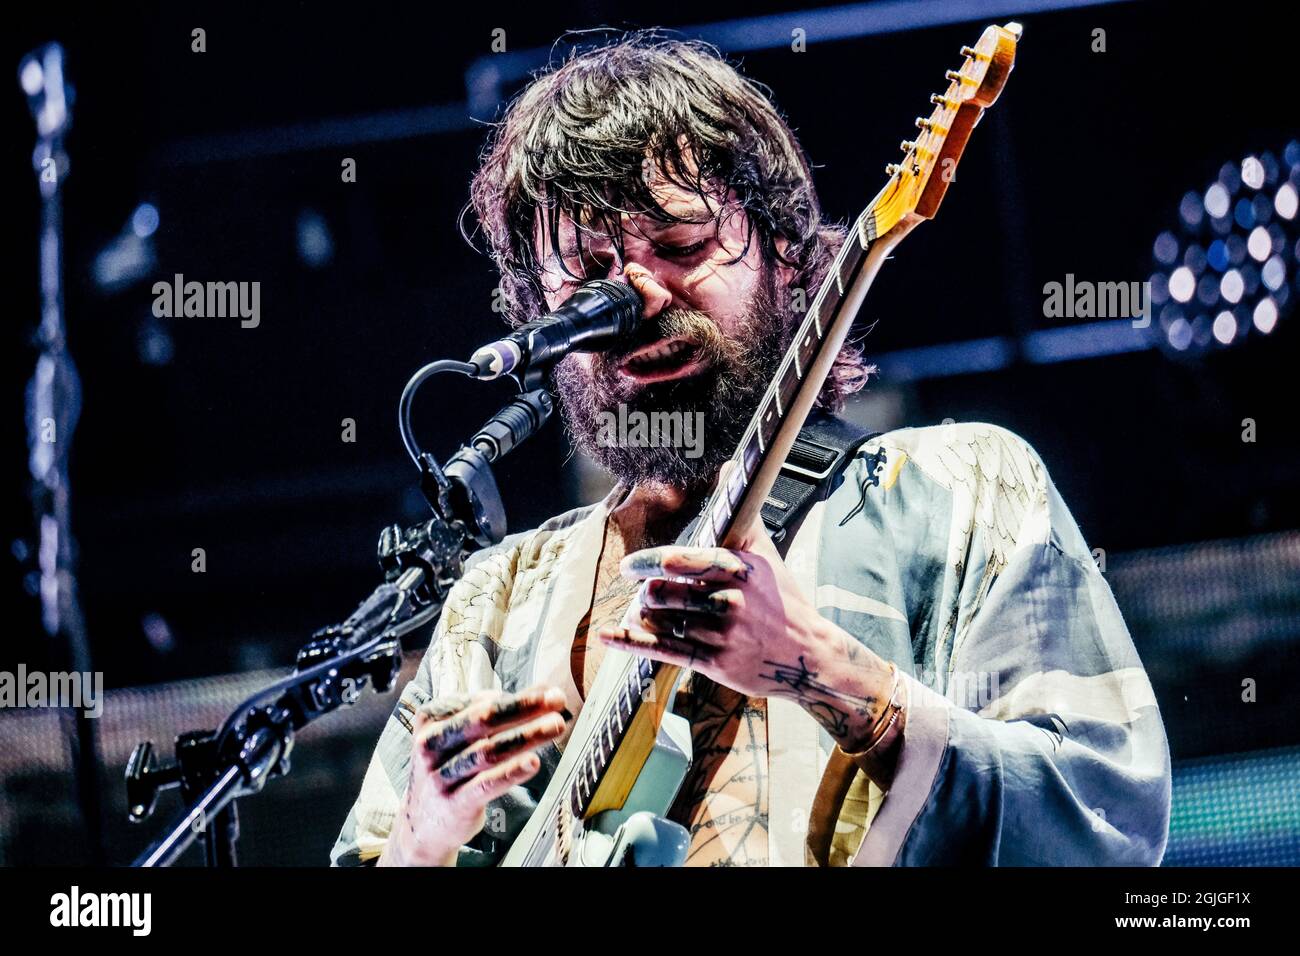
[500,649,693,867]
[569,712,693,867]
[500,21,1021,867]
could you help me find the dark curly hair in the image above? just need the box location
[464,31,870,411]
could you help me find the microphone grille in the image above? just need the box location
[582,278,643,334]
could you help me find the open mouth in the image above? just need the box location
[616,337,711,385]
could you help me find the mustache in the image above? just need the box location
[599,309,734,368]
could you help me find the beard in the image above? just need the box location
[552,266,794,493]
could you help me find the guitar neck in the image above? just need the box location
[687,203,908,554]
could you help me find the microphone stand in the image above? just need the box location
[19,44,105,863]
[126,384,554,866]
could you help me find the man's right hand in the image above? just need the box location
[378,685,569,866]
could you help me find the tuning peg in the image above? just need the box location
[914,117,933,131]
[885,163,902,177]
[960,45,977,58]
[900,140,916,153]
[930,93,955,109]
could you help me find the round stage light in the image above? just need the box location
[1149,142,1299,356]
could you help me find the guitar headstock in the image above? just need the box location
[873,22,1021,233]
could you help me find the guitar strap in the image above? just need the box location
[760,412,881,555]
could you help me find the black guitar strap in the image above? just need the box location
[761,413,881,556]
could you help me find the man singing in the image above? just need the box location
[332,33,1171,867]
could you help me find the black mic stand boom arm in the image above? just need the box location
[126,384,553,867]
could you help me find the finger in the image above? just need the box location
[597,624,718,668]
[636,608,726,645]
[452,751,546,810]
[419,686,568,759]
[435,711,567,789]
[413,691,484,732]
[621,545,756,584]
[639,574,733,613]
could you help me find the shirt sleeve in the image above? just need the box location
[328,544,531,867]
[833,423,1172,865]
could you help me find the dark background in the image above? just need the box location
[3,0,1298,865]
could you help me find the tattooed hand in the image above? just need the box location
[378,685,568,867]
[597,510,895,751]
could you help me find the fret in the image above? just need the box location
[796,322,819,373]
[835,237,863,292]
[741,432,761,479]
[777,359,801,412]
[758,397,780,448]
[819,280,842,323]
[725,457,746,509]
[710,496,731,543]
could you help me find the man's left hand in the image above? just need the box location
[596,511,893,746]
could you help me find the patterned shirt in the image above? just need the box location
[331,422,1172,866]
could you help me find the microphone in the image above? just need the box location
[468,279,642,381]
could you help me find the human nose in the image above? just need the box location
[615,261,673,321]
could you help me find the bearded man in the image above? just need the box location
[332,34,1171,867]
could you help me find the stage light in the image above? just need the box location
[1205,182,1230,219]
[1192,313,1213,347]
[1196,273,1220,307]
[1207,239,1229,272]
[1262,255,1287,291]
[1169,266,1196,302]
[1234,198,1255,230]
[296,209,333,268]
[1220,269,1244,303]
[1226,233,1247,264]
[1155,230,1180,265]
[131,203,159,239]
[1254,297,1279,333]
[1168,316,1193,350]
[1212,310,1237,345]
[1242,156,1266,190]
[19,59,43,96]
[1248,225,1272,261]
[1279,183,1299,220]
[1148,142,1298,358]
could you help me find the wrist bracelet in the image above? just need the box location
[837,663,907,789]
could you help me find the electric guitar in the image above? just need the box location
[500,21,1022,867]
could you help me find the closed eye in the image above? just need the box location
[654,239,708,259]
